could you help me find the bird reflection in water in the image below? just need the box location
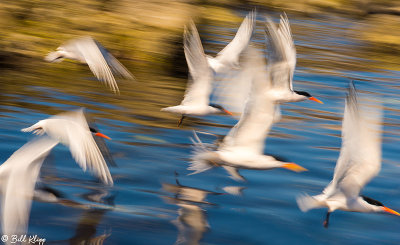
[36,187,114,245]
[162,175,223,245]
[65,209,111,245]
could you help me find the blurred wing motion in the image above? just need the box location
[220,47,277,155]
[181,21,214,107]
[212,46,282,120]
[325,83,382,199]
[265,13,296,91]
[45,36,133,94]
[208,10,256,73]
[22,108,113,185]
[297,83,383,212]
[211,48,256,117]
[0,137,58,237]
[188,48,296,177]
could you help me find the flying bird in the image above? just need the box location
[0,136,58,239]
[264,13,322,104]
[188,47,306,181]
[296,83,399,228]
[21,108,113,185]
[206,11,256,74]
[161,19,233,126]
[0,109,113,240]
[45,36,134,94]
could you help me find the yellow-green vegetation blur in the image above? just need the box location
[1,0,400,129]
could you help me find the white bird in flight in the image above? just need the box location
[296,83,400,228]
[161,19,234,126]
[0,136,58,240]
[264,13,323,104]
[0,109,113,240]
[21,108,113,185]
[189,47,306,181]
[45,36,134,94]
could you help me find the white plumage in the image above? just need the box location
[207,11,256,74]
[21,108,113,185]
[297,83,399,228]
[189,47,306,181]
[264,13,322,103]
[161,20,216,117]
[45,36,134,94]
[0,136,58,239]
[161,19,239,125]
[0,109,113,239]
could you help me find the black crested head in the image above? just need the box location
[209,103,233,116]
[209,103,224,110]
[89,127,98,133]
[54,55,64,61]
[294,90,311,97]
[361,195,383,206]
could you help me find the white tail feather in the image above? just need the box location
[188,131,216,175]
[21,124,45,136]
[296,194,323,212]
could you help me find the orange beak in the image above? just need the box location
[223,109,233,116]
[382,206,400,216]
[309,97,323,104]
[282,163,307,172]
[95,132,111,140]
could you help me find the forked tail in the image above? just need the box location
[21,123,45,136]
[188,131,217,175]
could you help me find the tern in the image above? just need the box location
[21,108,113,185]
[45,36,134,94]
[0,109,113,240]
[296,83,400,228]
[161,19,234,126]
[264,13,322,104]
[188,47,306,181]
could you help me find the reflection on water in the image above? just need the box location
[162,175,243,245]
[162,180,213,245]
[1,3,400,245]
[50,209,110,245]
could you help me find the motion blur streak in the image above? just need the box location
[1,0,400,244]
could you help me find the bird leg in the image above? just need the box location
[177,115,185,127]
[323,212,331,228]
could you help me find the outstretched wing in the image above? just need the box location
[55,109,114,185]
[211,50,255,118]
[68,36,121,94]
[23,109,114,185]
[265,13,296,91]
[211,10,256,73]
[221,47,277,155]
[324,83,382,198]
[95,40,134,80]
[181,21,214,107]
[0,136,58,237]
